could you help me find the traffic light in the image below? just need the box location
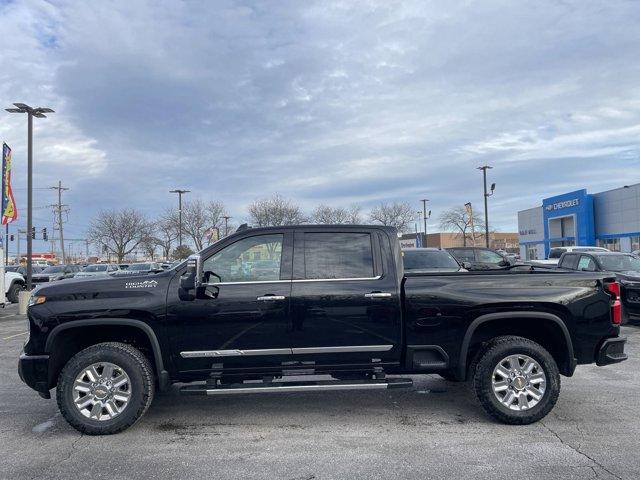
[31,227,36,239]
[42,227,47,241]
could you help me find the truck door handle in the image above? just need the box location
[257,295,286,301]
[364,292,392,298]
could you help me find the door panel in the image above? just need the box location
[166,231,294,374]
[289,229,402,366]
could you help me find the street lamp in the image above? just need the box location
[477,165,495,248]
[223,215,232,237]
[169,189,190,247]
[5,103,54,290]
[420,199,431,248]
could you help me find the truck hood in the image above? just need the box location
[32,270,174,297]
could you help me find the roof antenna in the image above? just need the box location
[236,223,249,232]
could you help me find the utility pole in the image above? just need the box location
[170,189,190,247]
[50,180,69,264]
[477,165,495,248]
[5,103,53,289]
[223,215,231,237]
[85,239,89,260]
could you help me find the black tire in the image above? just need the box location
[472,336,560,425]
[7,282,24,303]
[57,342,155,435]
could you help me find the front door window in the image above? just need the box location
[203,234,283,283]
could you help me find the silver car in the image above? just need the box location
[75,264,119,278]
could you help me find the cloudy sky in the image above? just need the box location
[1,0,639,254]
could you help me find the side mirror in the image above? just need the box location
[180,254,203,291]
[499,259,510,267]
[462,262,473,270]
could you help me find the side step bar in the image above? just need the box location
[180,378,413,396]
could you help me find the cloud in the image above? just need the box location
[1,0,639,253]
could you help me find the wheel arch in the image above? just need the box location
[458,312,575,380]
[45,319,169,390]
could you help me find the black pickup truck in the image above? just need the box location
[19,225,627,434]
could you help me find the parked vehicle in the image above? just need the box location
[5,265,44,275]
[557,251,640,323]
[75,264,120,278]
[31,264,81,284]
[530,246,609,267]
[110,262,163,276]
[402,247,466,273]
[447,247,512,270]
[19,225,626,434]
[2,269,26,303]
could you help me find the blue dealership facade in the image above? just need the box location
[518,184,640,260]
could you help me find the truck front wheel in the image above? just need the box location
[472,336,560,425]
[56,342,155,435]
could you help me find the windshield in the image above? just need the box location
[42,266,65,273]
[403,250,460,270]
[5,266,19,272]
[129,263,152,271]
[597,254,640,272]
[83,265,108,272]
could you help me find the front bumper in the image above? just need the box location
[596,337,628,366]
[18,352,51,398]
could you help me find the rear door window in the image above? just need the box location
[560,254,580,270]
[304,232,374,279]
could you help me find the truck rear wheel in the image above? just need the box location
[56,342,155,435]
[472,336,560,425]
[7,282,24,303]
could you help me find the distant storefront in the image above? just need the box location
[518,184,640,260]
[399,232,519,251]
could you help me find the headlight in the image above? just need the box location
[28,294,46,306]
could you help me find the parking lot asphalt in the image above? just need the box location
[1,307,638,480]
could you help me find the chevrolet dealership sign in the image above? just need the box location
[545,198,580,212]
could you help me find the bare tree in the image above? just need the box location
[139,234,158,261]
[439,206,483,246]
[248,194,307,227]
[88,209,152,262]
[312,204,362,224]
[155,209,179,260]
[180,199,228,251]
[369,202,415,233]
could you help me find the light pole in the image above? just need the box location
[477,165,495,248]
[465,202,476,247]
[223,215,231,237]
[169,189,190,247]
[5,103,54,290]
[420,199,431,248]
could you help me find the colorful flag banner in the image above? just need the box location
[2,143,18,225]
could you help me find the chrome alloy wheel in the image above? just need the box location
[491,354,546,411]
[72,362,132,421]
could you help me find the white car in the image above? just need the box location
[530,246,610,267]
[3,271,26,303]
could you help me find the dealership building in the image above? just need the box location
[518,183,640,260]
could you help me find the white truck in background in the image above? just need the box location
[529,246,610,267]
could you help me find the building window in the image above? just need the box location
[631,237,640,252]
[598,238,621,252]
[526,247,539,261]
